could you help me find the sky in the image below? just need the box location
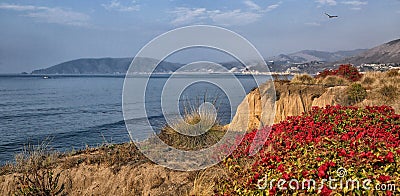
[0,0,399,73]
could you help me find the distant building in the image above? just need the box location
[358,63,400,72]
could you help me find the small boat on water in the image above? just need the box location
[43,76,50,79]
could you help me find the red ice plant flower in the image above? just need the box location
[216,105,400,195]
[385,152,394,163]
[378,175,391,183]
[320,185,333,196]
[316,64,362,81]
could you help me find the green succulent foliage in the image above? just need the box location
[346,83,367,105]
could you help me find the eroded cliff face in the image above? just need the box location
[274,83,326,124]
[227,82,276,133]
[229,82,345,132]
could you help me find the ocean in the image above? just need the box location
[0,74,270,164]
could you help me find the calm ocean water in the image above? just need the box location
[0,74,269,164]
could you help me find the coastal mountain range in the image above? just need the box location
[267,49,367,64]
[31,38,400,74]
[338,39,400,66]
[31,57,180,74]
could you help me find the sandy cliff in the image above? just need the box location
[229,82,347,132]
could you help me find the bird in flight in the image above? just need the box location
[325,13,338,18]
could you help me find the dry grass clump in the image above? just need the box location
[378,85,398,102]
[361,71,383,79]
[190,165,228,195]
[290,74,315,84]
[15,169,65,196]
[9,139,66,196]
[386,69,400,77]
[272,74,291,83]
[158,96,226,151]
[158,113,225,151]
[12,139,59,173]
[317,75,350,87]
[60,143,147,173]
[0,139,149,195]
[7,141,147,173]
[361,71,400,87]
[361,71,400,98]
[360,76,376,87]
[357,71,400,112]
[359,72,382,90]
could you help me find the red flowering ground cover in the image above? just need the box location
[216,105,400,195]
[316,64,362,82]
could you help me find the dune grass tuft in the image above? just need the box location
[158,95,226,151]
[317,75,350,87]
[11,138,65,196]
[378,84,398,102]
[290,74,315,85]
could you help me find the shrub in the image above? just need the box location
[346,83,367,105]
[13,139,58,173]
[290,74,315,85]
[319,75,350,87]
[15,169,64,196]
[13,140,65,195]
[361,76,376,86]
[316,64,362,82]
[336,64,363,81]
[378,85,398,102]
[216,105,400,195]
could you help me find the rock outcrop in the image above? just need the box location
[228,82,276,132]
[229,82,346,132]
[274,83,326,124]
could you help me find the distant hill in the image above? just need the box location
[32,57,247,74]
[32,57,182,74]
[338,39,400,65]
[261,49,367,74]
[32,58,131,74]
[267,49,367,64]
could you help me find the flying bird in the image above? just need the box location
[325,13,338,18]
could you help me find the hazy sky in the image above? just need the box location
[0,0,399,73]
